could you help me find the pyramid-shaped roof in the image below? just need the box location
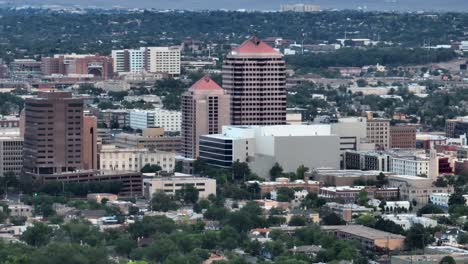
[190,76,222,90]
[232,36,280,55]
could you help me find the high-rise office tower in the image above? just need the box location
[223,36,287,125]
[181,76,230,159]
[23,91,84,175]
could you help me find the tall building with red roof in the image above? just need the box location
[181,76,231,159]
[223,36,287,126]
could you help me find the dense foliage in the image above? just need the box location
[0,9,467,60]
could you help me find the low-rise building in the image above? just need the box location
[250,177,321,195]
[99,145,175,172]
[7,203,33,217]
[114,128,181,153]
[319,186,399,203]
[388,174,453,205]
[322,225,405,252]
[382,214,437,230]
[142,173,216,200]
[430,192,468,208]
[311,168,388,186]
[325,202,373,222]
[199,125,340,178]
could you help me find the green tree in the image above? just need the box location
[176,184,199,204]
[140,164,162,173]
[231,160,251,182]
[357,189,369,206]
[269,163,284,181]
[405,223,434,250]
[439,256,456,264]
[355,214,376,227]
[20,222,53,247]
[321,211,346,225]
[289,215,307,226]
[275,187,295,202]
[150,191,179,212]
[296,165,309,180]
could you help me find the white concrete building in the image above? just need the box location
[112,46,181,76]
[199,125,341,178]
[0,135,23,176]
[146,47,181,76]
[382,214,437,230]
[142,173,216,200]
[461,41,468,52]
[390,157,430,177]
[430,193,468,208]
[99,145,175,172]
[129,109,181,132]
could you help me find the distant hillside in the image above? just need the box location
[5,0,468,11]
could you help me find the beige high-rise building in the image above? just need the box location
[366,118,390,150]
[181,76,230,159]
[223,36,287,125]
[23,91,84,176]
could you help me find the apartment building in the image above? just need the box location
[252,177,322,195]
[99,145,175,172]
[41,53,114,80]
[129,109,181,132]
[142,173,216,200]
[223,36,287,125]
[319,186,399,203]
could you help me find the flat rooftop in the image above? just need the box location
[322,225,405,240]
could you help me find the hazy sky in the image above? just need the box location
[9,0,468,11]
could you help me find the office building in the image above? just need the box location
[446,116,468,138]
[129,109,181,132]
[366,118,390,150]
[97,109,130,129]
[142,173,216,200]
[23,91,84,175]
[113,128,181,152]
[322,225,405,252]
[10,59,42,79]
[146,47,181,76]
[390,125,416,149]
[199,125,340,177]
[223,36,287,125]
[99,145,175,172]
[181,76,230,159]
[41,54,114,79]
[111,46,181,76]
[0,135,23,176]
